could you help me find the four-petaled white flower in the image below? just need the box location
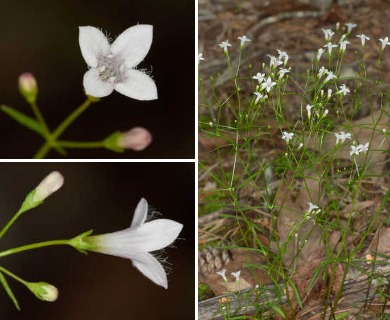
[324,42,338,55]
[254,92,264,104]
[337,84,350,95]
[79,25,158,100]
[339,40,350,52]
[307,202,321,214]
[322,29,335,41]
[84,198,183,289]
[317,48,325,61]
[356,34,370,47]
[277,49,289,65]
[261,77,276,92]
[282,131,294,143]
[231,271,241,282]
[267,55,283,68]
[278,68,290,79]
[217,269,228,282]
[345,22,357,33]
[324,70,337,82]
[379,37,390,50]
[252,72,265,83]
[218,40,232,53]
[334,132,351,145]
[238,35,251,47]
[349,143,369,156]
[198,53,205,63]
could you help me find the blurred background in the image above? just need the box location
[0,0,194,158]
[0,163,194,319]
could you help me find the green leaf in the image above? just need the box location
[1,105,44,136]
[0,271,20,311]
[335,312,350,319]
[270,303,285,318]
[288,279,302,308]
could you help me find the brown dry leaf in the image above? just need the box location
[198,247,273,296]
[367,226,390,257]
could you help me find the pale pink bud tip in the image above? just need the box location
[33,171,64,202]
[118,127,152,151]
[41,284,59,302]
[18,73,38,103]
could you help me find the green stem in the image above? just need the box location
[0,239,70,259]
[30,101,51,140]
[0,209,25,240]
[0,266,28,286]
[34,96,97,158]
[57,140,104,149]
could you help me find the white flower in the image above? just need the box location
[379,37,390,50]
[327,89,333,98]
[33,171,64,203]
[322,29,335,41]
[218,40,232,52]
[345,22,357,33]
[324,42,338,55]
[349,143,369,156]
[349,145,360,156]
[79,25,157,100]
[334,132,351,144]
[358,142,369,153]
[231,271,241,282]
[198,53,205,63]
[238,35,251,47]
[253,92,264,104]
[324,70,337,82]
[339,40,350,52]
[337,84,350,95]
[277,49,289,65]
[317,48,325,61]
[306,104,313,118]
[278,68,290,79]
[261,77,276,92]
[356,34,370,46]
[282,131,294,143]
[307,202,321,214]
[318,66,327,78]
[117,127,152,151]
[84,198,183,289]
[252,72,265,83]
[267,55,283,68]
[216,269,228,282]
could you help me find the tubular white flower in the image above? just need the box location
[85,198,183,289]
[79,25,157,100]
[32,171,64,203]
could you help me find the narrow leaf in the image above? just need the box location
[270,303,285,318]
[0,271,20,310]
[1,105,44,136]
[288,279,303,308]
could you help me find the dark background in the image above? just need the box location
[0,0,194,159]
[0,163,194,319]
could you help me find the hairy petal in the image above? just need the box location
[130,252,168,289]
[130,198,148,228]
[83,69,114,98]
[115,69,157,100]
[111,25,153,68]
[79,26,110,68]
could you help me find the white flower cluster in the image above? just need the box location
[349,143,369,156]
[216,268,241,282]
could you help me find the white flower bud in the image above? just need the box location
[117,127,152,151]
[33,171,64,202]
[27,282,59,302]
[18,73,38,104]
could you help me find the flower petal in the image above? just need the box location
[83,69,114,98]
[130,252,168,289]
[114,69,157,100]
[130,198,148,228]
[111,25,153,68]
[79,26,110,68]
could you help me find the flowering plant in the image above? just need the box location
[1,25,157,158]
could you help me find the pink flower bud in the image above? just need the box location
[18,73,38,104]
[118,127,152,151]
[33,171,64,202]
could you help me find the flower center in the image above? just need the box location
[97,52,126,84]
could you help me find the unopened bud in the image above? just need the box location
[118,127,152,151]
[27,282,58,302]
[18,73,38,104]
[33,171,64,202]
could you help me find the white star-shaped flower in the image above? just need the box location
[231,271,241,282]
[337,84,350,95]
[252,72,265,83]
[324,42,338,55]
[282,131,294,143]
[334,132,351,145]
[82,198,183,289]
[261,77,276,92]
[339,40,350,52]
[277,49,289,65]
[345,22,357,33]
[317,48,325,61]
[307,202,321,214]
[324,70,337,82]
[322,29,335,41]
[356,34,370,47]
[267,55,283,68]
[218,40,232,52]
[349,143,369,156]
[379,37,390,50]
[79,25,158,100]
[278,68,290,79]
[253,92,264,104]
[238,35,251,47]
[217,269,228,282]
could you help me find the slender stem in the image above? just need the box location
[30,101,52,139]
[34,96,97,158]
[57,140,104,149]
[0,266,28,286]
[0,209,24,240]
[0,239,70,259]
